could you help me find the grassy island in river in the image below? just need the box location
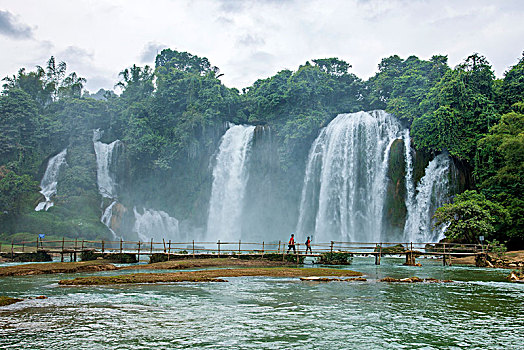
[58,267,363,285]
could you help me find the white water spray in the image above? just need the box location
[133,207,180,242]
[206,124,256,242]
[35,149,67,211]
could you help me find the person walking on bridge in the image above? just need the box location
[287,234,296,254]
[305,236,312,254]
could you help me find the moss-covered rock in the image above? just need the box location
[263,253,305,264]
[375,244,406,254]
[81,251,137,263]
[384,139,407,236]
[0,251,52,262]
[318,252,353,265]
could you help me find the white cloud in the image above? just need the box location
[0,9,34,39]
[0,0,522,92]
[139,41,167,63]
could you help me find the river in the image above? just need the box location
[1,258,523,349]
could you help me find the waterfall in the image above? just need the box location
[206,124,256,242]
[35,149,67,211]
[403,153,451,243]
[93,129,122,237]
[403,130,415,220]
[93,129,121,198]
[133,207,180,242]
[101,201,118,239]
[296,111,405,242]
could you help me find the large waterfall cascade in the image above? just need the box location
[206,124,256,242]
[403,153,451,243]
[35,148,68,211]
[296,111,405,242]
[133,207,180,242]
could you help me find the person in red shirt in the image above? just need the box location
[305,236,312,254]
[287,234,296,254]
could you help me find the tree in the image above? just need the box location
[0,89,39,166]
[412,54,498,162]
[60,72,87,98]
[366,54,450,123]
[312,58,351,77]
[155,49,219,76]
[434,190,509,243]
[0,169,39,215]
[497,52,524,113]
[475,111,524,247]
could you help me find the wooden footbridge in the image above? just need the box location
[0,238,492,266]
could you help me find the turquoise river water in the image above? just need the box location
[1,257,523,349]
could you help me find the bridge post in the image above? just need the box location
[192,240,195,258]
[150,239,153,255]
[217,240,220,257]
[262,241,265,258]
[137,241,141,262]
[162,239,166,253]
[475,252,489,267]
[278,240,281,253]
[443,244,447,266]
[102,240,105,254]
[405,250,416,266]
[168,240,171,261]
[238,240,241,255]
[330,241,334,253]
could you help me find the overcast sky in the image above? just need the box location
[1,0,523,93]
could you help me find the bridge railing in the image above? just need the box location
[1,237,490,257]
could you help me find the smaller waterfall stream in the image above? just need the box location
[403,153,451,242]
[403,130,415,215]
[93,129,122,237]
[93,129,121,198]
[35,149,67,211]
[101,201,118,239]
[206,124,256,242]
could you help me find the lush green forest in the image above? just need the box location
[1,49,523,248]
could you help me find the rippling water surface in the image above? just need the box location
[1,258,523,349]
